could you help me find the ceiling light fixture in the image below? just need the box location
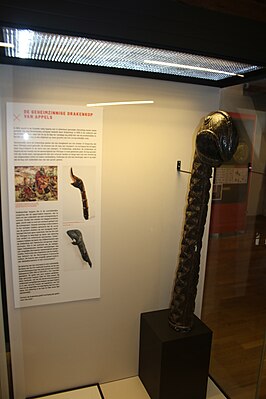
[1,27,263,83]
[86,100,154,107]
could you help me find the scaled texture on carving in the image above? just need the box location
[169,111,238,332]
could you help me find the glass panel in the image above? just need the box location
[201,81,266,399]
[0,64,221,398]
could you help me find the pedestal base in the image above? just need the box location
[139,309,212,399]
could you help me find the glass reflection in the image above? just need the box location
[201,81,266,399]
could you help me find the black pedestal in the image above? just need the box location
[139,309,212,399]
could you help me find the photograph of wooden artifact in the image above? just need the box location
[67,229,92,267]
[70,167,89,220]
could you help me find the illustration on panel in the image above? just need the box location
[15,166,58,202]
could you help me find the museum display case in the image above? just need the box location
[0,62,222,399]
[0,66,265,399]
[0,2,265,399]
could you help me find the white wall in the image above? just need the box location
[0,64,220,398]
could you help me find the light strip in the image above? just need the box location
[144,59,245,78]
[86,100,154,107]
[0,42,14,48]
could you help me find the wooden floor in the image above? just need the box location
[201,215,266,399]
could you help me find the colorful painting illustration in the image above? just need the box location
[15,166,58,202]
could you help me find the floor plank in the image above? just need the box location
[31,385,102,399]
[101,377,226,399]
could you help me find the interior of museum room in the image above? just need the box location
[0,1,265,399]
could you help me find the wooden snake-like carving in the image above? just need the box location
[168,111,238,332]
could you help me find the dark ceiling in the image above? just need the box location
[179,0,266,23]
[0,0,266,87]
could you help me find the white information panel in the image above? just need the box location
[6,103,103,308]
